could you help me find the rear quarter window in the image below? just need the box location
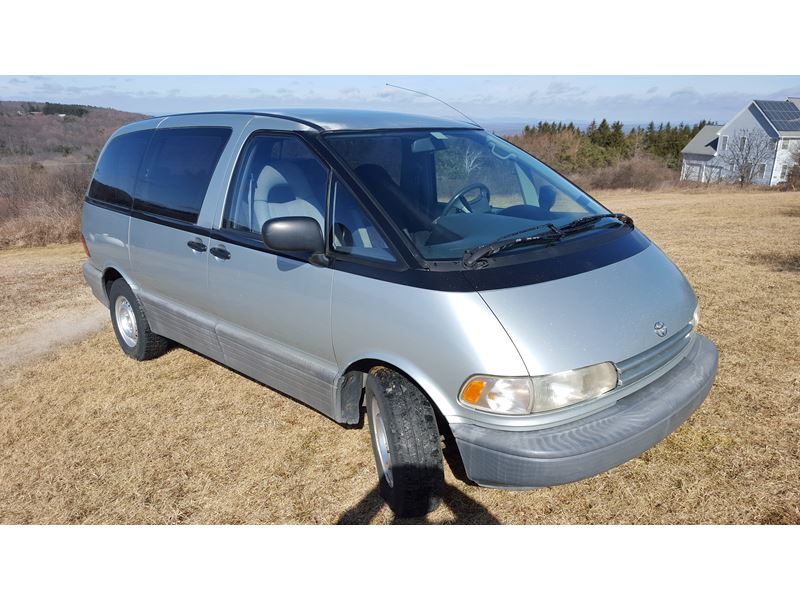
[134,127,231,223]
[88,129,153,209]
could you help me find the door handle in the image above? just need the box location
[187,239,207,252]
[210,246,231,260]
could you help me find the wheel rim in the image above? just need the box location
[369,398,394,488]
[114,296,138,348]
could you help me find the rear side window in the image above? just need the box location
[134,127,231,223]
[88,130,153,209]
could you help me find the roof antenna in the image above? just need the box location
[385,83,481,128]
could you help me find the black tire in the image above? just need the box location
[366,366,444,518]
[108,278,169,361]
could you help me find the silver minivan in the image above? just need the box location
[82,108,718,517]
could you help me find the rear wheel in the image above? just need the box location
[108,278,169,361]
[366,367,444,518]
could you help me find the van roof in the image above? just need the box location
[158,108,482,132]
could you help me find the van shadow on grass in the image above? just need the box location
[337,442,500,525]
[336,477,500,525]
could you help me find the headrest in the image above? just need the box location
[255,161,316,204]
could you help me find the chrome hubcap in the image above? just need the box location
[369,399,394,488]
[115,296,138,348]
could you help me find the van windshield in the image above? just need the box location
[325,129,610,262]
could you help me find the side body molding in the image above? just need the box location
[136,289,338,418]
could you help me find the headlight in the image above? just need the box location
[691,305,700,330]
[530,362,618,412]
[459,362,618,415]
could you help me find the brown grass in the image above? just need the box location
[0,165,92,248]
[0,190,799,524]
[571,155,678,190]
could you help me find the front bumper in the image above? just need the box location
[451,334,718,488]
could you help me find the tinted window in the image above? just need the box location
[331,178,395,263]
[134,127,231,223]
[88,130,152,209]
[328,134,402,186]
[223,135,329,234]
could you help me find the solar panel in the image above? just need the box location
[755,100,800,132]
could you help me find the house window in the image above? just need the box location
[781,139,790,150]
[739,136,747,151]
[753,163,766,180]
[720,135,728,152]
[781,164,789,179]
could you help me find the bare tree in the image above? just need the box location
[787,144,800,190]
[463,146,484,175]
[720,127,776,186]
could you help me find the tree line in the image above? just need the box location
[25,102,89,117]
[516,118,714,172]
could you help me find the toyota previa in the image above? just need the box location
[81,109,718,517]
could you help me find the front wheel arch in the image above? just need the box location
[337,358,439,426]
[336,358,458,451]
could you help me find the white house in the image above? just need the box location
[680,97,800,185]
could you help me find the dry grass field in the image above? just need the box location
[0,189,798,524]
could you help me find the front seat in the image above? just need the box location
[253,161,325,230]
[354,163,434,234]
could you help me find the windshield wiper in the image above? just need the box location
[559,212,634,235]
[463,227,563,268]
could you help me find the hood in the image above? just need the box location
[477,243,697,376]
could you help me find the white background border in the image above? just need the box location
[1,1,797,597]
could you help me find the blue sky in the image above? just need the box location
[2,75,799,128]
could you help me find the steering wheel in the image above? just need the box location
[438,183,490,220]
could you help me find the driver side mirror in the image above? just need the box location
[261,217,329,266]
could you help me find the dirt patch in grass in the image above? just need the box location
[750,251,800,272]
[781,206,800,218]
[0,243,101,353]
[0,190,799,523]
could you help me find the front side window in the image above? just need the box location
[223,135,329,235]
[331,178,395,263]
[753,163,766,179]
[89,129,152,208]
[326,129,607,262]
[720,135,729,152]
[134,127,231,223]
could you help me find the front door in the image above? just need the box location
[206,133,337,415]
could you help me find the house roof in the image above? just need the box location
[753,100,800,136]
[681,124,722,156]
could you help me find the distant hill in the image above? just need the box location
[0,101,147,165]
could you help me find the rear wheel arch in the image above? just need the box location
[102,267,124,302]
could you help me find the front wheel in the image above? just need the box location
[366,367,444,518]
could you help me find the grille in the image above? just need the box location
[616,324,693,386]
